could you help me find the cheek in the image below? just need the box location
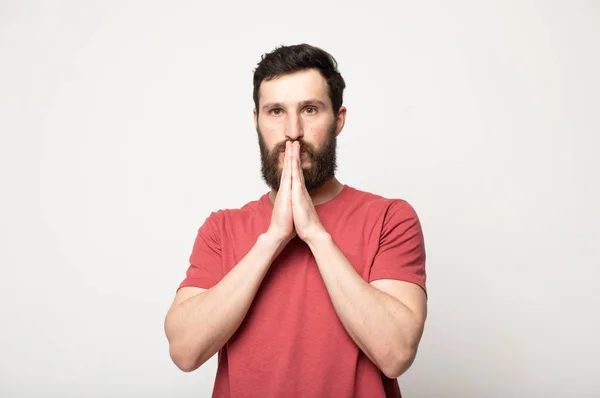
[264,131,281,150]
[306,126,330,145]
[259,117,281,136]
[306,116,334,136]
[258,125,280,147]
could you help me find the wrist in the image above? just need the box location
[260,230,293,251]
[303,227,331,248]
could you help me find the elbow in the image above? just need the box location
[378,319,425,379]
[169,343,204,373]
[164,315,206,373]
[379,346,418,379]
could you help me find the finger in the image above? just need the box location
[279,142,292,190]
[291,142,300,175]
[278,144,287,184]
[286,142,294,175]
[291,152,301,193]
[291,148,298,182]
[292,152,307,196]
[293,142,304,177]
[293,146,306,187]
[297,154,305,185]
[293,145,303,182]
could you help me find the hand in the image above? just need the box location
[266,141,296,243]
[290,141,326,243]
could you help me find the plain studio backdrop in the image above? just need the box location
[1,1,599,397]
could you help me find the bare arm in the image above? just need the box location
[285,141,427,378]
[164,232,288,372]
[165,141,296,372]
[306,232,427,379]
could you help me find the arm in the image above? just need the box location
[164,141,296,372]
[164,232,288,372]
[306,233,427,379]
[286,142,426,379]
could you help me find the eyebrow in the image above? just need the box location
[261,99,328,111]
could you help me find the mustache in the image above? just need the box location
[273,139,316,156]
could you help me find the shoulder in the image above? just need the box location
[350,188,424,246]
[200,194,269,231]
[344,185,419,220]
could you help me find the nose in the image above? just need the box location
[285,112,304,141]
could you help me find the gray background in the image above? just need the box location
[1,0,599,397]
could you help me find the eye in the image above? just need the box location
[269,108,283,116]
[304,106,317,115]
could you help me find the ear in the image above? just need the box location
[253,108,258,129]
[335,106,347,137]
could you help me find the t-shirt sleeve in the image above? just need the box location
[369,199,427,296]
[177,212,224,291]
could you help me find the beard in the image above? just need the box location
[257,122,338,192]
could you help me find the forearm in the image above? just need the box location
[306,232,423,378]
[165,232,288,371]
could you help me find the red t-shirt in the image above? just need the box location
[178,185,427,398]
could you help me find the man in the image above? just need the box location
[164,43,427,398]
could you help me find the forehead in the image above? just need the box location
[258,69,330,107]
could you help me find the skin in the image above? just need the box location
[256,68,346,204]
[164,69,427,378]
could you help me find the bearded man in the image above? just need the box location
[164,43,428,398]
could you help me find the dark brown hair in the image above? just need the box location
[253,44,346,115]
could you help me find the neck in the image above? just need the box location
[269,178,344,206]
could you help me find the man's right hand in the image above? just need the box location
[166,143,297,371]
[267,141,295,243]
